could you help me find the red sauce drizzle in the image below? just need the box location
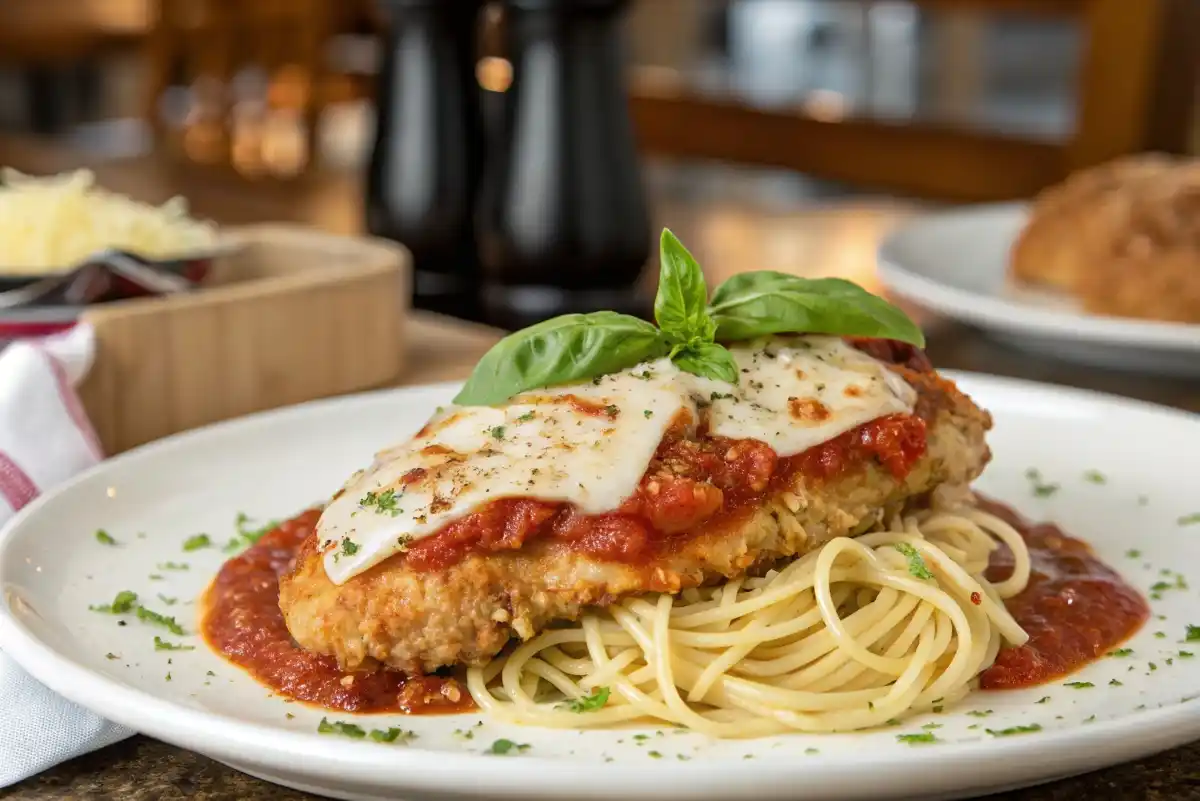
[977,497,1150,690]
[201,510,473,715]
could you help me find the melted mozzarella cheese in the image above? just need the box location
[318,336,916,585]
[707,336,917,456]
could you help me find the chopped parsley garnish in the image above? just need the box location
[1108,648,1134,658]
[604,404,620,418]
[1064,681,1094,689]
[317,717,366,738]
[157,594,177,606]
[1110,678,1124,686]
[154,636,194,651]
[165,672,171,681]
[1180,651,1195,658]
[148,574,164,581]
[561,686,610,713]
[1155,631,1167,639]
[453,728,475,740]
[157,562,189,571]
[1083,715,1096,724]
[369,728,416,744]
[105,653,119,660]
[95,529,117,546]
[643,409,653,418]
[966,710,994,718]
[1034,696,1051,704]
[893,542,934,580]
[895,732,938,745]
[182,534,211,552]
[1187,625,1200,642]
[1177,513,1200,527]
[359,488,401,516]
[986,723,1042,737]
[89,590,138,614]
[488,425,507,440]
[921,722,942,730]
[1148,662,1158,672]
[1024,468,1060,497]
[488,738,530,755]
[648,750,663,759]
[1126,549,1141,559]
[136,606,184,635]
[341,538,359,557]
[1082,470,1106,484]
[804,747,820,755]
[516,412,536,423]
[224,512,281,552]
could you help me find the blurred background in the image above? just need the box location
[0,0,1196,327]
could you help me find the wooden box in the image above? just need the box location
[77,224,410,455]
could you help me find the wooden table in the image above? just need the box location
[1,136,1198,800]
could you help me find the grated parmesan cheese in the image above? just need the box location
[0,169,218,273]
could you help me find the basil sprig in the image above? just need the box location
[709,271,924,347]
[452,229,922,406]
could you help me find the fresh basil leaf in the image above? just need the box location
[709,272,925,347]
[655,229,714,342]
[453,312,669,406]
[672,342,739,383]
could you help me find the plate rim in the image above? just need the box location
[877,202,1200,352]
[2,374,1199,800]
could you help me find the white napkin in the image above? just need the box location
[0,324,135,788]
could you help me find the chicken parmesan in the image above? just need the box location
[203,229,1146,736]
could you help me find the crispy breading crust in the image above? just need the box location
[279,367,992,674]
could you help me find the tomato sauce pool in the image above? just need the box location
[201,509,474,715]
[976,497,1150,690]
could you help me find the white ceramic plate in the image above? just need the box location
[2,378,1200,801]
[877,203,1200,377]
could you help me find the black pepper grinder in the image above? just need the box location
[476,0,652,330]
[366,0,486,320]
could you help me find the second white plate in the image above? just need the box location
[877,203,1200,376]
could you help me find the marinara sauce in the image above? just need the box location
[977,497,1150,689]
[201,509,473,715]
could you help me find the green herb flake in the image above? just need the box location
[369,728,416,744]
[1083,715,1097,724]
[516,412,536,423]
[1032,482,1060,498]
[804,747,820,755]
[105,652,119,660]
[153,636,194,651]
[648,750,663,759]
[1179,651,1195,658]
[182,534,211,551]
[966,710,994,718]
[488,425,506,441]
[896,732,938,745]
[165,672,171,682]
[1082,470,1106,484]
[157,562,189,571]
[95,529,118,546]
[89,590,138,614]
[1177,513,1200,527]
[488,739,530,756]
[1149,662,1158,672]
[893,542,934,580]
[1064,681,1094,689]
[643,410,653,419]
[986,724,1042,737]
[1108,648,1134,658]
[453,728,475,741]
[1126,549,1141,559]
[561,686,610,713]
[1034,696,1051,704]
[1155,631,1167,639]
[359,489,401,517]
[341,538,359,557]
[136,606,184,635]
[1110,678,1124,687]
[1185,625,1200,642]
[921,722,943,730]
[157,594,177,606]
[318,718,366,739]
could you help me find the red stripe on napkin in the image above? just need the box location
[0,451,39,511]
[35,345,104,461]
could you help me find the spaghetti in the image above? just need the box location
[466,503,1032,737]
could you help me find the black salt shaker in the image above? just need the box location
[366,0,486,320]
[476,0,652,329]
